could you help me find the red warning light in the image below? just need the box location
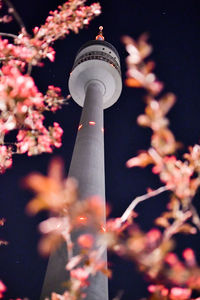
[78,124,83,130]
[89,121,96,126]
[78,216,87,223]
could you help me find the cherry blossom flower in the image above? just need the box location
[44,85,65,112]
[122,34,163,95]
[0,64,65,170]
[0,280,6,299]
[183,248,196,267]
[70,268,89,287]
[126,151,153,168]
[184,144,200,172]
[0,145,12,172]
[77,234,94,249]
[169,287,191,300]
[152,156,194,198]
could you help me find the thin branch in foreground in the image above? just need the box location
[27,63,32,75]
[190,203,200,231]
[3,0,26,31]
[112,290,124,300]
[0,32,17,39]
[120,185,170,223]
[163,210,192,241]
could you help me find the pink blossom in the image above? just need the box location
[38,134,52,153]
[161,287,169,296]
[0,145,12,173]
[148,284,156,293]
[146,228,161,247]
[182,248,196,267]
[50,122,63,148]
[126,152,153,168]
[77,234,94,249]
[70,268,89,287]
[46,47,55,62]
[1,65,38,99]
[165,253,179,266]
[17,131,36,155]
[106,218,122,231]
[44,85,64,112]
[14,1,101,65]
[170,287,191,300]
[152,156,194,198]
[0,0,100,173]
[148,284,169,296]
[0,280,6,298]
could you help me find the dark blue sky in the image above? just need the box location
[0,0,200,299]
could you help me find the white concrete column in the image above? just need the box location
[69,80,105,199]
[40,81,108,300]
[69,80,108,300]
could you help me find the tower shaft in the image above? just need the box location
[69,81,105,199]
[41,30,122,299]
[40,81,108,300]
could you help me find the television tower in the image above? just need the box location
[41,27,122,300]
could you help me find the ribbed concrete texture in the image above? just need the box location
[40,81,108,300]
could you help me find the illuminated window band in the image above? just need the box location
[72,51,121,75]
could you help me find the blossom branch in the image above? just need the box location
[121,185,170,223]
[163,210,192,241]
[3,0,26,31]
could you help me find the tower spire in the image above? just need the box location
[96,25,104,40]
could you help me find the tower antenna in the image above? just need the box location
[96,25,105,40]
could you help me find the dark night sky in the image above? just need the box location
[0,0,200,299]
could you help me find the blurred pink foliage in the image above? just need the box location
[0,0,101,173]
[121,34,200,299]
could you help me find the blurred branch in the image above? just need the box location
[163,211,192,241]
[112,290,124,300]
[190,203,200,231]
[3,0,26,31]
[0,32,17,38]
[121,185,170,223]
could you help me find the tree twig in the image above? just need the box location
[112,290,124,300]
[163,210,192,241]
[0,32,17,39]
[66,232,73,261]
[3,0,26,31]
[190,203,200,231]
[27,63,32,75]
[121,185,170,223]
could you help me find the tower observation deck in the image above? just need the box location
[40,27,122,300]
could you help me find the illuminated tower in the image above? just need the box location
[41,27,122,300]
